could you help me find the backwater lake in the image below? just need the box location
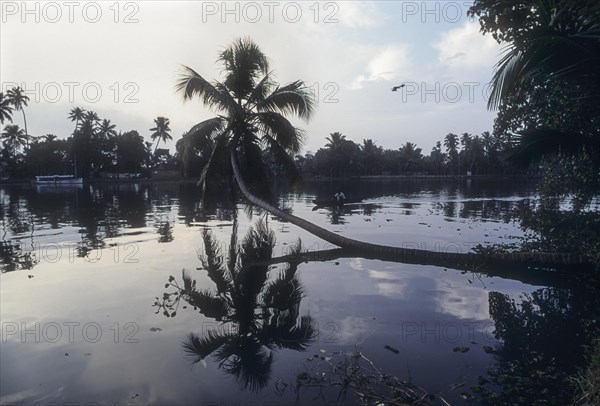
[1,179,598,405]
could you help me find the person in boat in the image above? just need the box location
[334,191,346,205]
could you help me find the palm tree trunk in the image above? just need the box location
[154,139,160,155]
[22,110,28,147]
[230,150,588,267]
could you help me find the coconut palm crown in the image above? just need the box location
[0,93,14,125]
[149,116,172,155]
[175,37,315,201]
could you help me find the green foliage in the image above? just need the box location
[474,287,600,404]
[470,0,600,166]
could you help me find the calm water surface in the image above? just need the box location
[1,180,597,405]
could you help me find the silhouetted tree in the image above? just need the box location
[0,93,13,124]
[150,116,172,155]
[5,87,30,144]
[1,124,27,156]
[175,37,314,203]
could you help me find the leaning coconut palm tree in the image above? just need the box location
[1,124,28,156]
[176,38,588,266]
[176,37,314,202]
[149,116,172,155]
[0,93,13,124]
[6,87,30,144]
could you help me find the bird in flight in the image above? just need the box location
[391,84,405,91]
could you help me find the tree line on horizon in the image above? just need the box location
[293,130,524,178]
[1,91,525,180]
[0,90,176,179]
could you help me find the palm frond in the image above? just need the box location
[506,128,600,166]
[488,19,600,110]
[240,220,276,264]
[185,288,229,321]
[187,117,227,144]
[182,330,231,364]
[262,134,304,186]
[218,37,270,100]
[176,65,236,112]
[257,81,315,121]
[215,336,273,392]
[488,46,527,110]
[260,315,317,351]
[234,221,275,302]
[200,228,232,293]
[253,111,305,153]
[246,74,275,107]
[261,266,305,313]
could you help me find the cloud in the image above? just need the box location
[433,22,500,70]
[336,1,382,29]
[350,45,411,90]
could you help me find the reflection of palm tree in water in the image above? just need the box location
[155,220,316,391]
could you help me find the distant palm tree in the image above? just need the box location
[399,141,423,171]
[98,119,117,138]
[175,37,314,201]
[68,107,86,134]
[362,139,377,154]
[83,111,100,129]
[1,124,28,156]
[444,133,460,173]
[0,93,13,124]
[362,139,381,175]
[6,87,30,144]
[42,134,58,143]
[480,131,496,157]
[444,133,459,156]
[460,132,472,149]
[150,116,172,154]
[325,132,347,151]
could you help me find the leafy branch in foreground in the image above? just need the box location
[292,347,436,406]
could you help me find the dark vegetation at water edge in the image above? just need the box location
[0,97,530,182]
[0,101,178,180]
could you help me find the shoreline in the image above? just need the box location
[0,174,542,187]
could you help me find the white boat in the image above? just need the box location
[33,175,84,185]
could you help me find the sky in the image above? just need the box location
[0,1,502,154]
